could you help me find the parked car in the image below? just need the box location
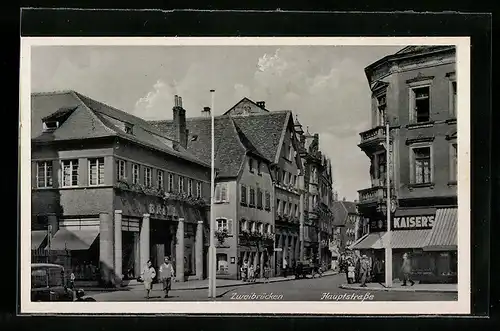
[31,263,95,302]
[294,260,323,279]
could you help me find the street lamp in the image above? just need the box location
[208,89,217,298]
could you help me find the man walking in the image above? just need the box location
[401,253,415,286]
[282,257,289,278]
[359,255,369,287]
[159,257,175,298]
[140,260,156,299]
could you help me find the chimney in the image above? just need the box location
[256,101,265,109]
[173,95,187,148]
[202,107,211,118]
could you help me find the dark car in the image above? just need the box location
[31,263,96,302]
[294,260,323,279]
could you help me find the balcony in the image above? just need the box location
[357,186,387,207]
[358,126,386,153]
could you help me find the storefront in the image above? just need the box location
[351,207,457,283]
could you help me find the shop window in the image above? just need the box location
[410,86,431,123]
[36,161,53,188]
[132,163,140,185]
[61,159,79,187]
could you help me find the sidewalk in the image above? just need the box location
[339,282,457,293]
[81,270,338,292]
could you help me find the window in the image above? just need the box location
[277,199,281,215]
[132,164,139,184]
[144,166,152,187]
[250,221,256,232]
[377,152,387,185]
[257,188,263,209]
[249,158,254,173]
[215,183,228,203]
[295,204,299,217]
[240,219,247,231]
[257,161,262,175]
[259,223,264,234]
[450,143,458,182]
[411,86,430,123]
[240,185,247,205]
[196,182,202,198]
[124,124,133,134]
[178,176,185,193]
[288,202,293,216]
[36,161,53,188]
[249,187,256,207]
[276,169,282,183]
[89,158,105,186]
[187,178,193,196]
[451,81,457,117]
[293,175,297,188]
[283,171,288,185]
[377,94,387,126]
[61,159,79,187]
[216,218,233,235]
[117,160,126,181]
[157,170,164,190]
[284,202,288,215]
[266,224,272,234]
[412,147,432,184]
[168,173,174,192]
[265,192,271,210]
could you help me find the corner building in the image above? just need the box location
[352,46,458,283]
[31,91,211,285]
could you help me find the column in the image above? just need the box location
[140,214,150,273]
[176,218,185,282]
[114,210,123,284]
[99,213,114,285]
[195,220,204,280]
[133,232,140,278]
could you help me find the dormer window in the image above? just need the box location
[43,121,59,131]
[124,124,133,134]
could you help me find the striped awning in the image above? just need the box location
[46,228,99,251]
[425,208,458,251]
[350,232,386,250]
[31,230,47,250]
[390,230,432,249]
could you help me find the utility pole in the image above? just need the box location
[208,89,217,298]
[384,122,393,288]
[299,174,305,261]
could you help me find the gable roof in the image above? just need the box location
[31,90,209,168]
[223,97,270,115]
[331,200,358,226]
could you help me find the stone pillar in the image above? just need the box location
[133,232,140,278]
[99,213,114,285]
[195,220,204,280]
[140,214,150,273]
[176,218,185,282]
[114,210,123,284]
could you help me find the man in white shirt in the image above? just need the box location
[159,257,175,298]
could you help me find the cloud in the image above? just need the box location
[133,79,180,119]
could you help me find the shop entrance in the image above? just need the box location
[150,219,173,269]
[122,231,137,280]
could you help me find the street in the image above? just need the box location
[87,274,457,302]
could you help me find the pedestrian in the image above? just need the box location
[401,253,415,286]
[69,271,76,290]
[263,262,270,283]
[360,255,369,287]
[283,257,288,278]
[255,264,261,281]
[159,257,175,298]
[248,264,255,282]
[140,260,156,299]
[347,262,355,284]
[241,260,248,282]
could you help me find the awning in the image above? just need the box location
[390,230,432,249]
[424,208,457,251]
[351,230,432,250]
[350,232,386,250]
[31,230,47,250]
[46,228,99,251]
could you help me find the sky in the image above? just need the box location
[31,44,402,201]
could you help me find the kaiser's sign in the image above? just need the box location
[393,215,435,230]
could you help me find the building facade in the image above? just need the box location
[31,91,211,286]
[353,46,458,283]
[332,200,360,253]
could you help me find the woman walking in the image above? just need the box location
[141,260,156,299]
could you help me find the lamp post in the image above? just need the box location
[384,122,393,288]
[208,89,217,298]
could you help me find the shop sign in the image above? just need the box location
[392,215,435,230]
[148,203,167,217]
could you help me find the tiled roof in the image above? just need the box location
[342,201,358,214]
[31,91,209,168]
[331,200,357,226]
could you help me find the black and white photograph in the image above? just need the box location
[20,37,470,314]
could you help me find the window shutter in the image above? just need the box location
[227,219,233,235]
